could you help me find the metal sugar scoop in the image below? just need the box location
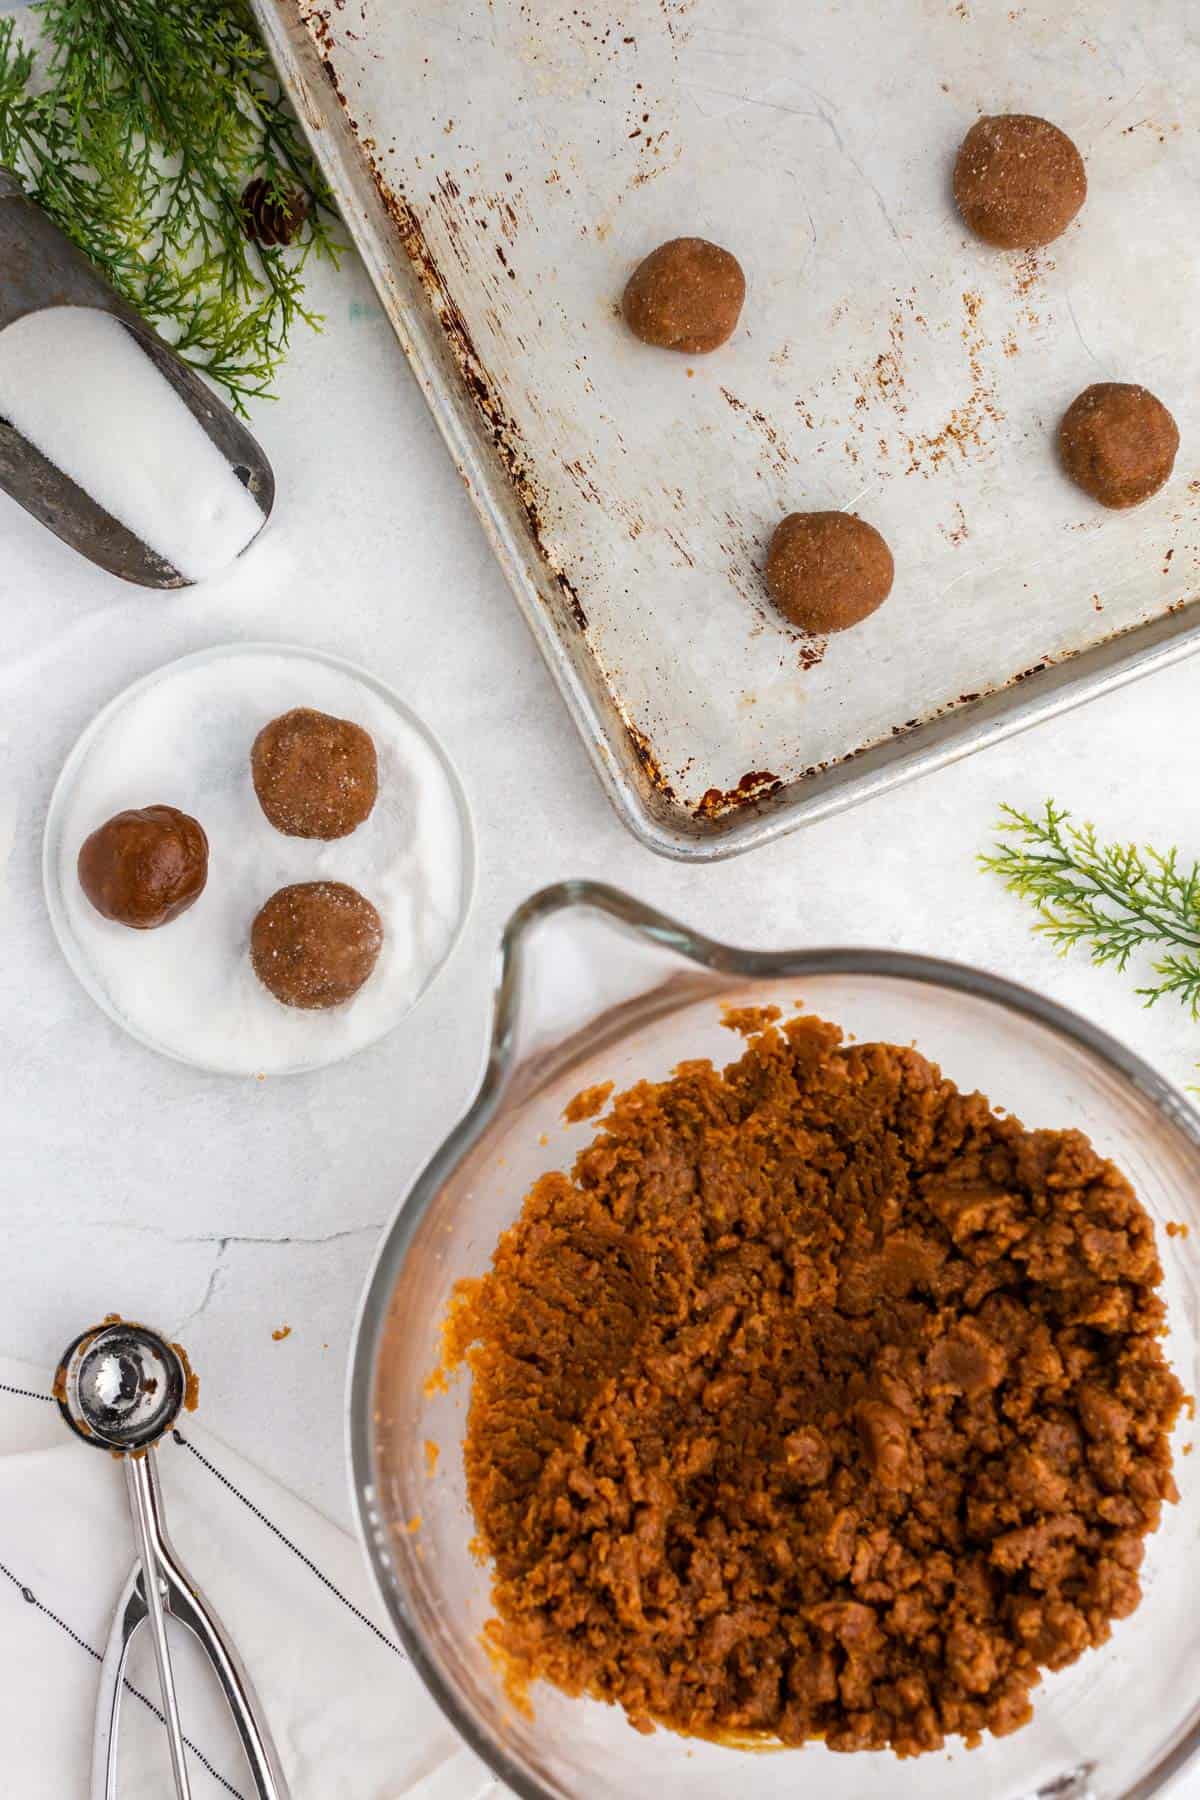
[56,1319,289,1800]
[0,169,274,587]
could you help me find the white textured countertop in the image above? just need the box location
[2,248,1199,1543]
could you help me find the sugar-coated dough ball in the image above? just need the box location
[250,880,383,1010]
[251,707,378,840]
[764,512,895,635]
[77,805,208,929]
[622,238,746,353]
[953,114,1086,250]
[1058,383,1179,509]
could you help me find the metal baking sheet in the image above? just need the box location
[255,0,1200,860]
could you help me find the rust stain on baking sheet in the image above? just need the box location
[664,526,695,567]
[851,302,909,418]
[1012,250,1051,299]
[563,457,605,507]
[623,718,676,800]
[397,205,585,625]
[656,0,692,42]
[1011,250,1051,332]
[628,139,680,189]
[719,388,792,477]
[563,454,651,550]
[556,572,588,629]
[940,502,969,546]
[717,508,766,614]
[310,46,588,635]
[868,343,904,406]
[306,6,335,54]
[902,290,1002,476]
[695,770,783,820]
[1122,119,1181,143]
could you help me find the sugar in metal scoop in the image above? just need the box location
[0,169,274,587]
[56,1319,289,1800]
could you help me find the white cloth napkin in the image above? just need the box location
[0,1355,504,1800]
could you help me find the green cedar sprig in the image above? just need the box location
[0,0,342,413]
[981,800,1200,1016]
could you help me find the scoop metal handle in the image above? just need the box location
[126,1452,192,1798]
[93,1451,290,1800]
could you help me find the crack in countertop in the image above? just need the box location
[71,1220,385,1249]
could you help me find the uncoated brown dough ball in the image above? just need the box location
[622,237,746,353]
[77,805,208,930]
[764,511,895,635]
[953,114,1086,249]
[1058,382,1179,509]
[251,880,383,1010]
[251,707,378,840]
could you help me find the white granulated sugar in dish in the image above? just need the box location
[0,306,264,580]
[53,650,470,1074]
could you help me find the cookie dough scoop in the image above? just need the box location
[56,1319,290,1800]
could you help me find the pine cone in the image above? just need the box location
[240,176,310,248]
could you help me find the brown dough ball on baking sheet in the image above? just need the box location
[251,881,383,1010]
[78,805,208,929]
[1059,382,1179,509]
[251,707,378,840]
[622,237,746,353]
[953,114,1086,249]
[764,511,894,634]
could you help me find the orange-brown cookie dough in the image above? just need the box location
[1058,383,1179,509]
[77,805,208,930]
[622,238,746,353]
[446,1013,1181,1756]
[251,707,378,840]
[250,880,382,1009]
[953,114,1086,249]
[765,511,894,634]
[563,1081,614,1124]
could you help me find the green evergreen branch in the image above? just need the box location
[0,0,343,414]
[981,801,1200,1016]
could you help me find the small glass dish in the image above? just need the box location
[43,642,475,1075]
[350,882,1200,1800]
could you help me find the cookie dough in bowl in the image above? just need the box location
[43,644,474,1074]
[448,1012,1180,1756]
[352,886,1200,1800]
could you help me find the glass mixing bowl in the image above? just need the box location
[350,882,1200,1800]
